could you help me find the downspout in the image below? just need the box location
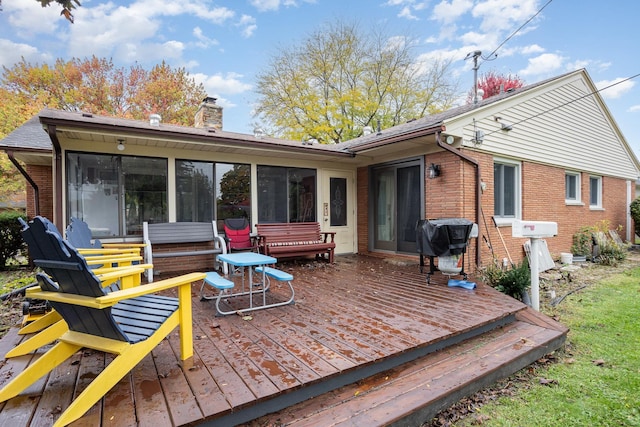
[435,132,482,267]
[6,150,40,215]
[46,124,64,231]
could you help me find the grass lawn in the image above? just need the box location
[444,263,640,427]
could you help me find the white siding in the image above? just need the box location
[450,71,639,180]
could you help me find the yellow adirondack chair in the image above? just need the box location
[9,218,152,358]
[0,217,205,426]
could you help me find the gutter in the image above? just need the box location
[347,124,445,153]
[6,150,40,215]
[38,115,355,159]
[436,132,482,267]
[45,124,64,231]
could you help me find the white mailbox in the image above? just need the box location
[511,220,558,312]
[512,220,557,238]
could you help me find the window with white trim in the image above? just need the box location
[493,159,520,220]
[589,175,602,208]
[565,171,581,203]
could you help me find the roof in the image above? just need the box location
[1,70,637,177]
[340,71,564,152]
[0,114,51,152]
[0,72,562,158]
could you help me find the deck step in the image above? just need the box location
[248,313,566,427]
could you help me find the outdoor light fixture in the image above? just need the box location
[428,163,441,179]
[494,116,513,131]
[116,139,125,151]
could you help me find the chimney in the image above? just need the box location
[194,97,223,130]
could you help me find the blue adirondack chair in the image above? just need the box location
[0,217,205,426]
[6,217,148,358]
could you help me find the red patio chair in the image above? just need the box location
[223,217,257,253]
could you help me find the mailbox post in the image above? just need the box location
[512,220,558,311]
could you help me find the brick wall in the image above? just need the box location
[357,166,369,254]
[25,164,54,220]
[357,150,630,269]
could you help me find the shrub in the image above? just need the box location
[0,211,27,270]
[630,197,640,237]
[591,220,628,266]
[479,260,531,300]
[571,226,593,257]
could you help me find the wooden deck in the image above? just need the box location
[0,255,567,426]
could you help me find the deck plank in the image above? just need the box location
[270,321,563,426]
[155,338,204,426]
[132,352,172,427]
[0,255,566,426]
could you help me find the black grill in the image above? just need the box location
[416,218,474,283]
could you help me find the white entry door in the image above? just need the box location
[322,170,356,254]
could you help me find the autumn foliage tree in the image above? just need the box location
[1,56,206,126]
[0,56,207,203]
[254,21,458,144]
[467,70,525,103]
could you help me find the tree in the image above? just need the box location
[467,70,525,104]
[218,165,251,219]
[253,21,458,144]
[1,56,207,126]
[0,56,207,203]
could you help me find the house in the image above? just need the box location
[2,69,638,276]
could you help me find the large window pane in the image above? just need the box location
[494,162,517,218]
[66,153,167,237]
[121,156,167,234]
[217,163,251,226]
[565,173,577,200]
[67,153,120,237]
[257,166,316,223]
[176,160,214,222]
[590,176,601,207]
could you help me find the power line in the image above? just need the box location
[481,72,640,137]
[480,0,554,65]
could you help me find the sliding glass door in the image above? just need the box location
[371,160,423,253]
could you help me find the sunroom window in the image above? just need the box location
[66,152,167,237]
[257,166,316,223]
[176,160,251,229]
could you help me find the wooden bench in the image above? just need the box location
[255,222,336,263]
[143,221,227,282]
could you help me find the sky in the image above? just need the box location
[1,0,639,157]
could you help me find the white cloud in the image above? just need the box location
[628,105,640,113]
[520,44,544,55]
[192,72,253,97]
[519,53,566,77]
[127,0,235,24]
[59,0,236,64]
[193,27,219,48]
[473,0,539,33]
[432,0,473,24]
[250,0,315,13]
[251,0,281,12]
[596,78,635,100]
[398,6,419,20]
[0,39,53,68]
[238,15,257,38]
[4,0,61,37]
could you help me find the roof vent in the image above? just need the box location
[149,114,161,126]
